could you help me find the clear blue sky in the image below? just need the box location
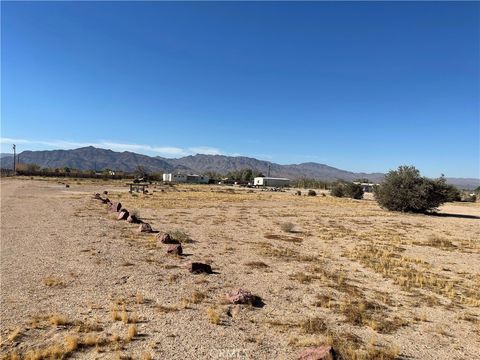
[1,1,479,178]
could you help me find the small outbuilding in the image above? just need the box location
[254,177,290,187]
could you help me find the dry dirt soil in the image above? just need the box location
[1,178,479,360]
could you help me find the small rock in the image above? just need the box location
[156,233,179,244]
[103,190,108,195]
[187,262,212,274]
[297,346,337,360]
[127,215,140,224]
[226,289,254,305]
[65,184,70,188]
[118,209,129,220]
[110,202,122,212]
[138,223,152,233]
[94,193,101,199]
[166,244,183,255]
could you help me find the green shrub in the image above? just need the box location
[344,183,364,199]
[307,190,317,196]
[374,165,450,213]
[443,184,461,202]
[330,182,363,199]
[330,183,345,197]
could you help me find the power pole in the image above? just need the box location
[12,144,16,174]
[267,164,271,177]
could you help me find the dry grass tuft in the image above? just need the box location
[206,307,221,325]
[300,317,328,334]
[126,324,137,342]
[244,261,269,268]
[43,276,64,287]
[156,304,180,313]
[6,327,22,342]
[136,292,145,304]
[168,229,192,243]
[191,290,207,304]
[64,334,79,351]
[49,314,69,326]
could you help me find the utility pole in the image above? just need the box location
[267,164,271,177]
[12,144,16,174]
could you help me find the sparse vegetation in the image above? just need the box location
[169,228,192,243]
[2,179,478,359]
[206,307,221,325]
[374,166,452,213]
[330,181,364,199]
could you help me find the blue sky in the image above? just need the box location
[1,1,479,178]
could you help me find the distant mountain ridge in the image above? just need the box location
[2,146,479,189]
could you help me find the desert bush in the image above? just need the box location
[169,229,192,243]
[374,165,450,213]
[307,190,317,196]
[443,184,461,202]
[330,183,345,197]
[344,182,364,199]
[460,192,476,202]
[330,182,363,199]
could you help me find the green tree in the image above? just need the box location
[345,182,364,199]
[374,166,450,213]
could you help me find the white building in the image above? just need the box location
[163,173,209,184]
[353,182,378,193]
[254,177,290,187]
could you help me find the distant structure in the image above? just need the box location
[353,182,378,193]
[163,173,209,184]
[254,177,290,187]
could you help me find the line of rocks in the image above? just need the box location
[93,192,214,275]
[92,192,336,358]
[92,193,344,358]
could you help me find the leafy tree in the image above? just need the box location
[344,182,364,199]
[330,182,345,197]
[442,183,461,202]
[291,178,330,189]
[26,163,41,172]
[330,181,364,199]
[226,168,263,182]
[374,166,450,213]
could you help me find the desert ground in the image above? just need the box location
[1,177,479,359]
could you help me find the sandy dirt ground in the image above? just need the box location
[1,178,479,359]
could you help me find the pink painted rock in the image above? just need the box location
[118,209,129,220]
[127,215,140,224]
[166,244,183,255]
[297,346,337,360]
[187,262,212,274]
[226,289,254,305]
[110,202,122,212]
[138,223,152,233]
[156,233,179,244]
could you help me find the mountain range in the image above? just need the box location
[1,146,479,189]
